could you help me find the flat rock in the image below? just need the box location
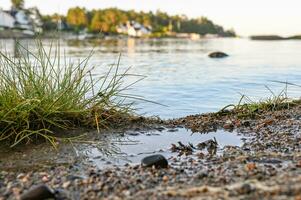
[141,154,168,168]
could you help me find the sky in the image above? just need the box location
[2,0,301,36]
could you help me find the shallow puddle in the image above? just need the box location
[84,128,244,168]
[0,128,245,171]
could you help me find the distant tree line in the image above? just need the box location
[41,7,235,36]
[11,0,24,9]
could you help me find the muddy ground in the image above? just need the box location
[1,105,301,199]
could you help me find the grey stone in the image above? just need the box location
[66,175,84,181]
[141,154,168,168]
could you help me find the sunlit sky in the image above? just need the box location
[2,0,301,36]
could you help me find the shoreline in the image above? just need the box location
[1,102,301,199]
[0,29,236,40]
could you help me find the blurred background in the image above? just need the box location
[1,0,301,118]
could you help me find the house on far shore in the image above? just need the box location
[0,9,15,29]
[0,7,43,38]
[10,9,33,32]
[117,21,152,37]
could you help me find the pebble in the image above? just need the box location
[42,176,49,182]
[245,163,256,171]
[223,121,234,129]
[62,181,71,189]
[162,175,169,182]
[296,160,301,168]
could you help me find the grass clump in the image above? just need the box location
[219,85,301,118]
[0,40,139,147]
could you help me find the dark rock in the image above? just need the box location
[167,128,178,132]
[141,154,168,168]
[66,174,84,181]
[259,159,282,164]
[208,51,229,58]
[196,171,208,179]
[54,189,69,200]
[242,120,251,126]
[127,132,140,136]
[155,126,165,132]
[21,184,55,200]
[239,183,254,194]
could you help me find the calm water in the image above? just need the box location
[1,38,297,168]
[1,38,301,119]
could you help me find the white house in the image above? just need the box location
[0,7,43,35]
[0,9,15,28]
[13,9,33,31]
[117,21,152,37]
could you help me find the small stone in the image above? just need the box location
[223,122,234,130]
[128,132,139,136]
[162,175,169,182]
[42,176,49,182]
[66,175,83,181]
[296,160,301,168]
[20,184,54,200]
[62,181,71,189]
[141,154,168,168]
[155,126,165,132]
[167,128,178,132]
[242,120,250,126]
[54,189,68,200]
[17,173,25,179]
[245,163,256,171]
[21,176,30,183]
[262,119,274,126]
[196,171,208,179]
[12,187,21,197]
[123,190,131,196]
[239,183,253,194]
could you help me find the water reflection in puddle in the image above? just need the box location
[84,128,243,168]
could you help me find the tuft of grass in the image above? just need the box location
[219,84,301,118]
[0,40,142,148]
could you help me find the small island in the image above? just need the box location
[250,35,301,40]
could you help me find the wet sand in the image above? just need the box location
[1,105,301,199]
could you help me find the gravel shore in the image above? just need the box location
[1,105,301,199]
